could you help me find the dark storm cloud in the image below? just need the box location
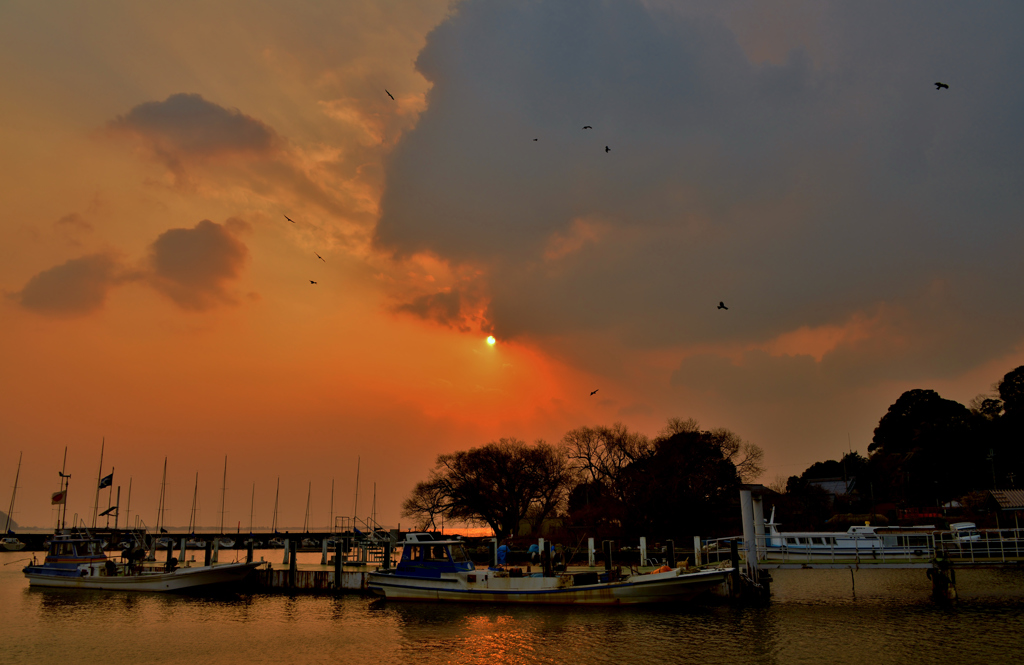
[12,219,251,316]
[374,0,1024,381]
[12,253,123,317]
[110,92,278,158]
[394,289,471,331]
[147,219,250,311]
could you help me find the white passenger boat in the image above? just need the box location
[23,530,262,592]
[367,533,732,605]
[762,510,935,561]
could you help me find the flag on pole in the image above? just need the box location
[99,473,113,489]
[51,491,67,505]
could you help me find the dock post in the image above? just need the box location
[693,536,701,566]
[166,542,174,569]
[334,542,343,589]
[180,538,186,562]
[640,537,647,566]
[247,540,254,563]
[204,541,212,567]
[321,538,328,566]
[666,540,676,568]
[603,540,614,579]
[212,538,219,563]
[288,539,297,589]
[383,540,393,570]
[730,540,741,594]
[588,538,595,567]
[283,539,290,565]
[490,538,498,568]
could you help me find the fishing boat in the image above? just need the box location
[367,533,732,605]
[3,452,25,551]
[23,529,262,591]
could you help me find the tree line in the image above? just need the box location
[779,364,1024,527]
[403,364,1024,540]
[402,418,764,541]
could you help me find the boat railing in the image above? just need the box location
[933,526,1024,563]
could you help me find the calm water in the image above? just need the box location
[3,550,1023,664]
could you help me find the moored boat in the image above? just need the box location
[761,509,936,561]
[23,530,262,592]
[367,533,732,605]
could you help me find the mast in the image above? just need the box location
[220,456,228,535]
[272,477,280,534]
[329,478,334,534]
[188,472,198,534]
[352,456,360,523]
[5,452,21,534]
[91,437,104,528]
[156,457,167,533]
[57,446,70,530]
[125,477,132,529]
[249,482,255,535]
[303,482,311,533]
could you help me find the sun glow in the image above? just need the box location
[486,335,496,346]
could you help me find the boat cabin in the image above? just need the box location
[395,533,475,577]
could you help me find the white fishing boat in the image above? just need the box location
[23,530,262,592]
[2,452,26,551]
[761,509,935,561]
[367,533,732,605]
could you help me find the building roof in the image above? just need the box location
[808,477,855,496]
[990,489,1024,511]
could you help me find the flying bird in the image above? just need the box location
[386,89,395,100]
[935,82,949,90]
[583,125,592,129]
[605,146,610,153]
[315,252,325,262]
[718,301,728,310]
[590,389,599,396]
[533,138,538,141]
[310,280,317,285]
[284,214,295,223]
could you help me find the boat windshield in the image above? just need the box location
[449,544,470,563]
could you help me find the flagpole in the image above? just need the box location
[92,437,104,528]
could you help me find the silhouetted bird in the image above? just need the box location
[935,82,949,90]
[386,89,395,100]
[533,138,538,141]
[718,301,728,310]
[310,280,317,285]
[583,125,592,129]
[315,252,325,262]
[605,146,610,153]
[590,389,599,396]
[284,214,295,223]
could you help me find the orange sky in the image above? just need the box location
[3,1,1023,531]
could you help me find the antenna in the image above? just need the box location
[91,438,105,528]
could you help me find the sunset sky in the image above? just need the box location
[2,1,1023,532]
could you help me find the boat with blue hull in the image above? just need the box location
[23,530,262,592]
[367,533,732,605]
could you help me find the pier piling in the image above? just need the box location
[204,541,212,567]
[288,540,297,589]
[334,542,342,588]
[246,541,253,563]
[666,540,676,568]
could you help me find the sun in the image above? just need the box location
[486,336,496,346]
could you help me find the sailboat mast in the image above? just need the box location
[272,478,280,533]
[329,478,334,534]
[304,482,311,532]
[91,437,104,528]
[189,472,198,534]
[156,457,167,533]
[352,456,360,522]
[249,482,255,534]
[5,452,21,534]
[125,477,132,529]
[220,456,227,535]
[58,446,69,530]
